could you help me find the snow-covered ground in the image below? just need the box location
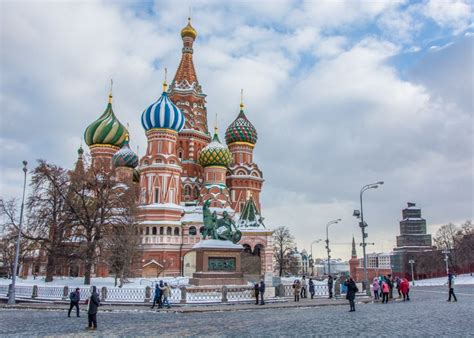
[0,276,190,288]
[411,273,474,287]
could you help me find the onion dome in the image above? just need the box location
[141,81,185,132]
[181,17,197,39]
[199,127,232,168]
[112,133,139,168]
[84,93,126,148]
[132,168,140,183]
[225,101,258,146]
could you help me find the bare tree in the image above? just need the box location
[456,220,474,273]
[104,184,142,287]
[66,160,140,285]
[21,161,71,282]
[434,223,460,268]
[273,226,295,277]
[0,199,35,278]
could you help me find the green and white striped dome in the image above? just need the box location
[84,94,126,148]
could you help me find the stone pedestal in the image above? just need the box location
[189,239,246,286]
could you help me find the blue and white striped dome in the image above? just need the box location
[141,89,185,132]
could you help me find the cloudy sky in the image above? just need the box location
[1,0,472,260]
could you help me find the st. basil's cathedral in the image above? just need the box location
[81,19,273,278]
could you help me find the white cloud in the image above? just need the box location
[421,0,472,34]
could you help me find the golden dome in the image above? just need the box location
[181,17,197,39]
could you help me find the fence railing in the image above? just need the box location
[1,283,331,304]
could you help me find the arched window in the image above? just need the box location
[174,227,180,236]
[199,227,205,235]
[159,227,164,235]
[184,185,191,196]
[194,187,199,198]
[152,227,157,235]
[167,227,172,235]
[189,226,197,236]
[145,227,150,235]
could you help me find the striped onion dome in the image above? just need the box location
[84,94,126,148]
[141,83,185,132]
[225,103,258,145]
[198,128,232,168]
[112,134,139,168]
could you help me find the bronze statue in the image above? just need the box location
[202,200,241,244]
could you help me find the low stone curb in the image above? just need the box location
[0,297,373,314]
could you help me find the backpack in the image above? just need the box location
[69,291,77,302]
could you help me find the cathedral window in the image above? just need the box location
[160,227,164,235]
[199,227,204,236]
[145,227,150,235]
[189,226,197,236]
[157,142,162,153]
[167,227,172,235]
[152,227,157,235]
[174,227,180,236]
[194,187,199,198]
[154,188,160,203]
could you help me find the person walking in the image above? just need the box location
[161,283,171,309]
[381,277,390,304]
[447,273,457,302]
[388,274,394,299]
[259,279,265,305]
[400,278,410,301]
[86,286,100,330]
[395,276,402,298]
[372,278,380,301]
[68,288,81,318]
[309,278,315,299]
[254,282,260,305]
[301,276,307,299]
[344,277,358,312]
[293,280,300,302]
[151,283,162,309]
[327,275,334,299]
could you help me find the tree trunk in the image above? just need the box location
[45,254,56,282]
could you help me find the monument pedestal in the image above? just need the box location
[189,239,246,286]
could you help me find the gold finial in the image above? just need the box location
[214,113,218,134]
[162,68,168,92]
[125,123,129,142]
[108,79,113,103]
[240,88,244,110]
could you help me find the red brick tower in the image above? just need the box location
[168,18,211,202]
[225,95,264,212]
[349,236,359,279]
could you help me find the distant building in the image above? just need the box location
[349,236,392,281]
[392,203,436,279]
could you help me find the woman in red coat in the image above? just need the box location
[400,278,410,301]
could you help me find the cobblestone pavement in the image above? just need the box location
[0,285,472,337]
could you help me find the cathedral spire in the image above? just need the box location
[171,18,199,91]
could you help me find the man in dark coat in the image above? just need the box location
[68,288,80,318]
[344,277,358,312]
[253,283,260,305]
[87,286,100,330]
[447,273,457,302]
[328,275,334,299]
[151,282,162,309]
[259,280,265,305]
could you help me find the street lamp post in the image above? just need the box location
[310,239,322,276]
[355,180,384,296]
[408,259,415,286]
[325,219,342,276]
[8,161,28,305]
[442,249,450,276]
